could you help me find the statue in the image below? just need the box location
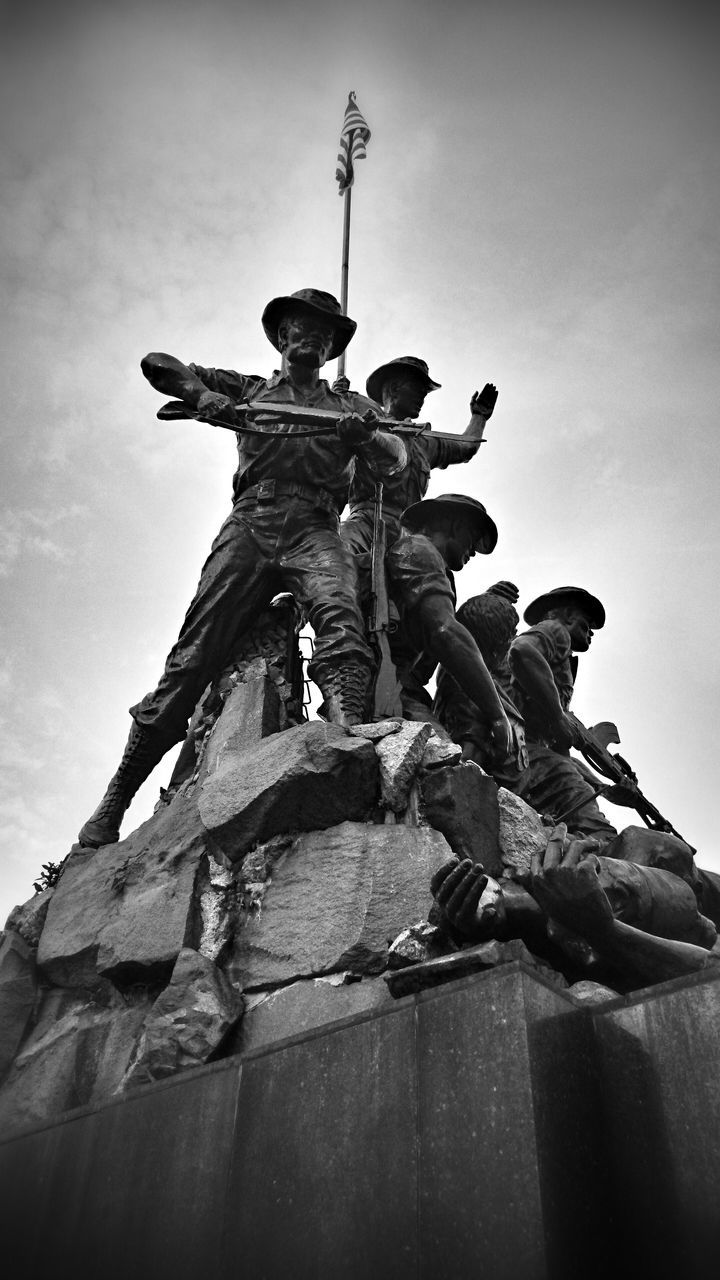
[434,583,528,791]
[507,586,618,842]
[385,494,512,758]
[78,288,406,849]
[430,825,720,989]
[340,356,496,559]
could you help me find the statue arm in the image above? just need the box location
[508,634,574,746]
[418,598,512,757]
[141,352,237,419]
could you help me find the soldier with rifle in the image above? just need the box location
[340,355,496,560]
[78,288,406,849]
[507,586,620,844]
[384,494,512,759]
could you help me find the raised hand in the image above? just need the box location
[470,383,498,419]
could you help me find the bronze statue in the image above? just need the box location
[385,494,512,758]
[507,586,618,842]
[78,288,406,848]
[434,583,528,791]
[340,356,496,559]
[431,824,720,989]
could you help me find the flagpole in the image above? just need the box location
[337,183,352,381]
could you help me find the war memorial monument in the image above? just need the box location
[1,95,719,1279]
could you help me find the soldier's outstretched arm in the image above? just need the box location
[509,633,576,749]
[337,411,407,477]
[419,596,512,757]
[141,353,234,420]
[462,382,498,446]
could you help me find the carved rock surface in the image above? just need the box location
[421,734,463,770]
[0,932,37,1081]
[121,948,244,1090]
[385,936,560,997]
[376,721,433,811]
[567,979,620,1005]
[202,671,283,778]
[231,974,392,1057]
[199,722,379,861]
[37,792,210,988]
[5,887,55,948]
[0,989,145,1137]
[421,762,502,875]
[229,821,453,988]
[497,787,550,879]
[350,719,405,742]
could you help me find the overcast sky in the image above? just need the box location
[2,0,719,922]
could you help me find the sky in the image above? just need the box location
[1,0,719,923]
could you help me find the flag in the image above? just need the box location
[335,91,371,194]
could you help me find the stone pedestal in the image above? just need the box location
[2,958,719,1280]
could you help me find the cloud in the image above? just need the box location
[0,504,87,577]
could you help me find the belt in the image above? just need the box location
[235,479,340,515]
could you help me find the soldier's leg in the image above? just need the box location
[281,507,374,726]
[524,743,617,845]
[79,512,276,847]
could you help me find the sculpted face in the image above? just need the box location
[278,310,336,368]
[382,373,428,420]
[564,607,594,652]
[436,518,478,572]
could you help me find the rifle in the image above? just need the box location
[367,481,404,719]
[567,712,693,848]
[156,399,480,444]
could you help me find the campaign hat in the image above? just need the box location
[401,494,498,553]
[262,288,356,359]
[523,586,606,628]
[366,356,441,404]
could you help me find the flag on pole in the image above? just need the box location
[335,91,371,194]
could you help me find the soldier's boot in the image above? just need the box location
[77,723,172,848]
[318,665,370,729]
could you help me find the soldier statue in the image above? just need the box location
[340,356,496,559]
[78,288,406,849]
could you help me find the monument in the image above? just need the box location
[2,92,719,1280]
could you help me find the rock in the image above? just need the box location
[0,989,145,1137]
[199,722,379,861]
[387,922,446,969]
[120,948,244,1090]
[567,980,621,1005]
[228,822,453,988]
[0,932,38,1081]
[385,936,545,997]
[37,791,211,989]
[421,762,502,875]
[497,787,550,880]
[229,974,392,1057]
[349,719,404,741]
[376,721,433,811]
[197,859,237,964]
[421,735,463,769]
[202,670,283,778]
[5,887,54,949]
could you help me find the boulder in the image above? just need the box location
[199,722,379,861]
[0,932,38,1081]
[230,974,392,1057]
[202,670,283,778]
[497,787,550,879]
[421,762,502,875]
[5,887,54,949]
[567,979,621,1005]
[376,721,433,811]
[228,821,453,988]
[421,735,463,770]
[350,719,404,742]
[0,989,145,1137]
[37,791,210,988]
[120,948,244,1090]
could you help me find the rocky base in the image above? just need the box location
[0,673,572,1137]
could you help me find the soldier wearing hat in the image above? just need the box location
[340,356,497,559]
[385,495,513,759]
[507,586,618,843]
[78,288,406,849]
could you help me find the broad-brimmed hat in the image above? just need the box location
[523,586,606,628]
[262,288,356,359]
[401,494,498,554]
[366,356,441,404]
